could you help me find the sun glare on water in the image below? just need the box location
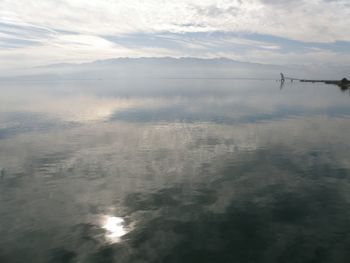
[102,216,127,243]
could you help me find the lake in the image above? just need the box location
[0,79,350,263]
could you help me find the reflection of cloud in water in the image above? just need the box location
[0,118,349,262]
[0,81,350,262]
[112,148,350,263]
[1,80,350,129]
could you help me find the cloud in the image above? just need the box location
[1,0,350,41]
[192,3,241,17]
[0,0,349,69]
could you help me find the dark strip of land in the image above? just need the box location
[282,73,350,87]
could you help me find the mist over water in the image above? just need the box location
[0,78,350,263]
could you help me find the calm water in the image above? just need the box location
[0,79,350,263]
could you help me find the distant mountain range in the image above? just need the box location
[0,57,344,81]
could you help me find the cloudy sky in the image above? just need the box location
[1,0,350,69]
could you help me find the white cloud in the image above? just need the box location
[0,0,349,69]
[1,0,350,42]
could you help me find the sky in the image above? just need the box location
[1,0,350,69]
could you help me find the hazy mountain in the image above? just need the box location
[0,57,341,81]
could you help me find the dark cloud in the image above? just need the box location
[0,22,78,49]
[260,0,302,4]
[192,4,240,17]
[0,38,40,48]
[0,22,53,37]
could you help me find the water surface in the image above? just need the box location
[0,79,350,263]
